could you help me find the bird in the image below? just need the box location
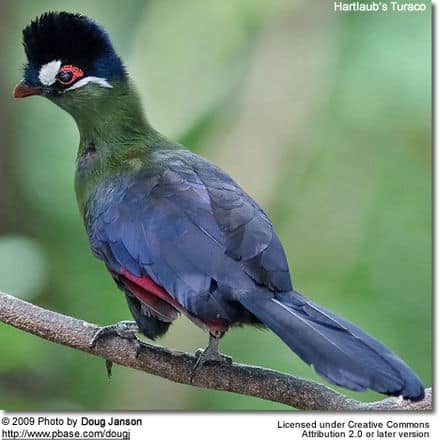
[13,11,425,401]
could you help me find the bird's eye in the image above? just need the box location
[56,65,84,86]
[57,70,73,83]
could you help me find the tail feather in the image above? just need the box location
[238,290,425,401]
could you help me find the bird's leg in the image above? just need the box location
[193,332,232,371]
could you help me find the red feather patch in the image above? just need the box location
[113,269,229,333]
[120,269,181,309]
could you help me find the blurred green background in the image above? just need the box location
[0,0,431,410]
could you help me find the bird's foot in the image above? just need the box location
[193,348,232,370]
[192,334,232,378]
[90,321,140,378]
[90,320,140,348]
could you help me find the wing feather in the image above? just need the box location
[86,149,293,322]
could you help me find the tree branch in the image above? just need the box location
[0,291,431,410]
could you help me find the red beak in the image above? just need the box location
[13,81,41,98]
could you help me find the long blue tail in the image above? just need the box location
[238,290,425,401]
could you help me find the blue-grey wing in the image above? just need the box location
[86,150,292,321]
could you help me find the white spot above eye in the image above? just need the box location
[65,76,113,91]
[38,60,61,86]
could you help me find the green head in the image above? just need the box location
[14,12,167,214]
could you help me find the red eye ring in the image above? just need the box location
[57,65,84,85]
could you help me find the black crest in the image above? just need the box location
[22,12,125,79]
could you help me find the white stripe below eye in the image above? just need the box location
[65,76,113,91]
[39,60,62,85]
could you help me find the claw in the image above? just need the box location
[106,360,113,378]
[134,339,146,358]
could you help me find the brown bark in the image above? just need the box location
[0,291,431,411]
